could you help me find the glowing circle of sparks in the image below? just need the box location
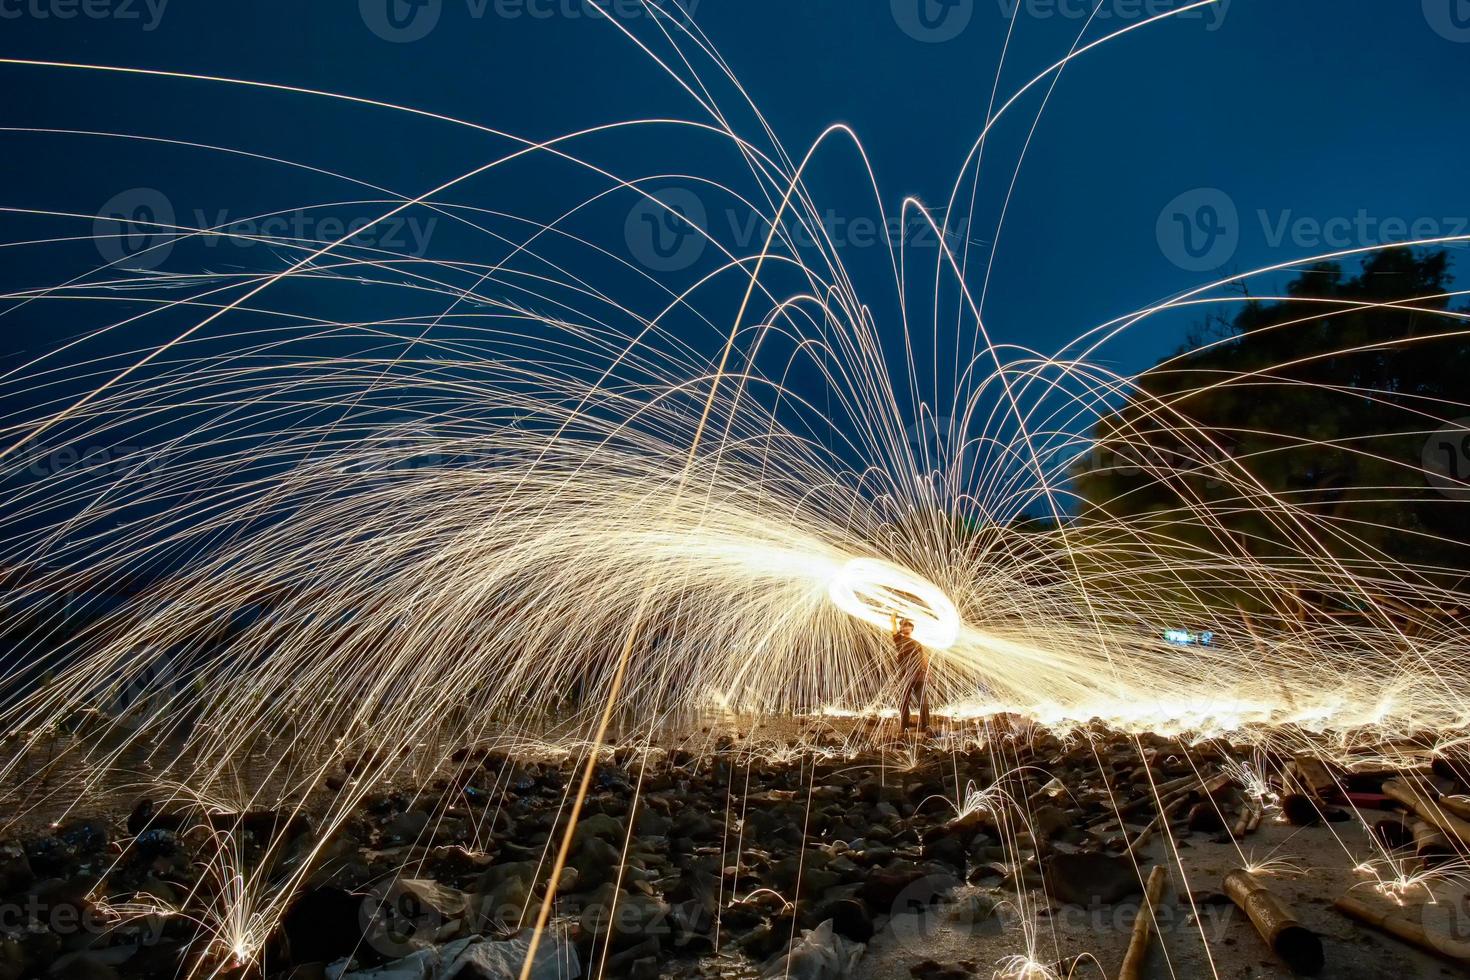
[827,557,960,650]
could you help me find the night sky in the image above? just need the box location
[3,1,1467,394]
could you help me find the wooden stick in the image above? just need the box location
[1119,865,1168,980]
[1334,896,1470,968]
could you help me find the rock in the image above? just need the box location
[48,948,133,980]
[427,846,493,877]
[1280,794,1321,826]
[603,938,659,972]
[0,938,22,980]
[578,885,670,950]
[863,824,894,843]
[636,810,671,838]
[24,838,76,878]
[361,879,474,956]
[1043,853,1144,905]
[0,843,33,894]
[342,949,436,980]
[383,810,431,844]
[1186,802,1225,833]
[281,887,365,964]
[55,820,109,855]
[732,921,782,960]
[48,959,115,980]
[478,871,532,924]
[126,800,185,836]
[574,813,625,844]
[769,855,839,897]
[859,866,958,911]
[211,808,313,843]
[456,934,568,979]
[282,966,327,980]
[1030,805,1073,840]
[759,920,864,979]
[924,834,966,868]
[27,874,97,926]
[670,811,716,843]
[304,835,370,890]
[574,837,633,891]
[669,899,714,952]
[131,829,176,861]
[344,931,579,980]
[810,896,873,943]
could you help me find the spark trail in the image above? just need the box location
[0,2,1465,976]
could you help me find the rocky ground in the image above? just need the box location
[2,724,1468,979]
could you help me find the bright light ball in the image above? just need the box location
[827,557,959,650]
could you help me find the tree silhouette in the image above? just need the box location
[1073,249,1470,587]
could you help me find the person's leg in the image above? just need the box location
[900,676,913,730]
[918,673,930,731]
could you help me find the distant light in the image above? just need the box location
[1163,628,1213,647]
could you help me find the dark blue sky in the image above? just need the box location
[3,0,1467,381]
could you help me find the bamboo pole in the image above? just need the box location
[1224,869,1323,975]
[1383,778,1470,849]
[1412,818,1454,861]
[1334,896,1470,968]
[1086,774,1199,830]
[1128,796,1187,857]
[1119,865,1168,980]
[1232,804,1260,839]
[1438,794,1470,822]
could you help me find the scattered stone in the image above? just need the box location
[758,920,864,980]
[281,887,366,964]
